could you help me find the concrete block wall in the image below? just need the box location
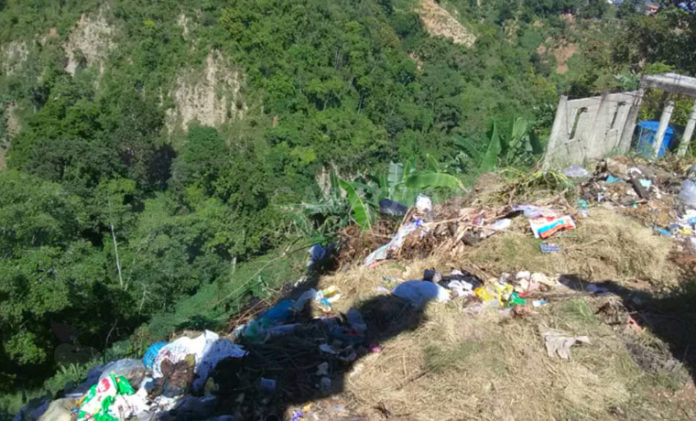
[543,91,642,169]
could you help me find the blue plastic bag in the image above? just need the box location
[143,342,167,369]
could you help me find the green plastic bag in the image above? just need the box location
[77,374,135,420]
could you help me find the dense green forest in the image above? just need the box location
[1,0,695,409]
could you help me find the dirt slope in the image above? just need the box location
[416,0,476,47]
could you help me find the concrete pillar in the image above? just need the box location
[618,88,644,153]
[678,99,696,157]
[653,100,674,159]
[542,95,568,169]
[588,92,610,159]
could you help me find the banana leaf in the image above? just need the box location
[338,179,371,230]
[404,171,464,191]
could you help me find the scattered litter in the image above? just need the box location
[564,164,591,179]
[606,174,623,183]
[77,374,139,420]
[379,198,408,216]
[259,378,276,393]
[532,299,548,307]
[316,362,329,376]
[513,205,557,219]
[531,272,555,287]
[98,359,147,388]
[446,280,475,297]
[319,377,332,391]
[415,194,432,213]
[542,330,591,359]
[319,344,338,355]
[346,308,367,334]
[529,215,576,239]
[308,244,326,267]
[375,286,391,294]
[292,289,317,312]
[153,330,246,392]
[655,227,672,237]
[474,285,495,302]
[516,271,531,281]
[540,243,561,253]
[363,219,426,266]
[680,179,696,208]
[626,315,644,333]
[37,398,74,421]
[392,280,450,307]
[144,342,168,370]
[423,269,442,282]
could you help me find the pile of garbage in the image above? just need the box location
[23,158,696,421]
[575,156,696,261]
[21,330,247,421]
[19,281,377,421]
[362,194,577,266]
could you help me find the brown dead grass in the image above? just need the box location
[317,255,693,420]
[311,201,692,419]
[466,207,679,288]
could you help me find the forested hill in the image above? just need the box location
[0,0,694,398]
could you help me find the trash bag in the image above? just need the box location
[415,194,432,213]
[13,397,51,421]
[542,330,591,359]
[679,179,696,208]
[243,300,295,342]
[563,164,591,179]
[363,219,426,266]
[379,198,408,216]
[37,398,75,421]
[98,359,147,388]
[152,331,246,393]
[77,374,137,420]
[143,342,168,370]
[392,280,450,308]
[150,354,196,398]
[307,244,326,267]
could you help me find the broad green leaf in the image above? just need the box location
[387,162,403,190]
[425,153,440,171]
[403,157,417,178]
[480,122,501,172]
[329,170,340,198]
[511,117,528,142]
[453,134,482,162]
[404,171,464,191]
[338,179,371,230]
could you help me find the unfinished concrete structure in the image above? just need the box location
[641,73,696,158]
[543,91,642,168]
[544,73,696,168]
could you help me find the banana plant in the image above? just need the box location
[453,117,541,172]
[340,159,465,231]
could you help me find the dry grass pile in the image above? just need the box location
[316,254,694,420]
[465,207,680,288]
[304,161,696,420]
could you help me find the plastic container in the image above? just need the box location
[679,179,696,208]
[636,120,675,158]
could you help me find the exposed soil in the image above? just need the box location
[416,0,476,47]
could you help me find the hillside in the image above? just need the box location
[13,156,696,421]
